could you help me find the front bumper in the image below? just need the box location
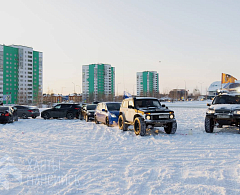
[144,118,176,127]
[206,114,240,124]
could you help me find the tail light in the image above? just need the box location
[28,110,33,113]
[5,113,9,116]
[75,108,80,110]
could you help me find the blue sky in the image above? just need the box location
[1,0,240,95]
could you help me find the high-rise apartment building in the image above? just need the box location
[0,45,43,104]
[82,64,115,102]
[137,71,159,97]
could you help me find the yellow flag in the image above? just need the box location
[221,73,237,84]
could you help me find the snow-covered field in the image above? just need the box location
[1,101,240,195]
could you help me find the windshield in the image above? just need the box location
[106,103,121,111]
[135,99,161,108]
[87,105,96,110]
[212,95,240,104]
[0,107,9,111]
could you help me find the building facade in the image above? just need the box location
[82,64,115,102]
[137,71,159,97]
[0,45,43,104]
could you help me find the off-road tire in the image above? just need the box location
[106,117,110,127]
[205,117,214,133]
[164,121,177,134]
[67,112,74,120]
[85,115,89,122]
[134,117,146,136]
[79,114,83,120]
[94,116,99,124]
[118,115,128,131]
[42,112,50,120]
[22,113,28,119]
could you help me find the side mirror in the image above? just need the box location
[162,104,165,107]
[207,103,211,106]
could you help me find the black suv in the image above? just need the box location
[205,93,240,133]
[41,104,81,120]
[118,97,177,136]
[79,104,97,122]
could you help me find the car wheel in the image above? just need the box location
[32,116,37,119]
[42,112,50,120]
[164,121,177,134]
[94,116,99,124]
[133,117,146,136]
[79,114,83,120]
[205,117,214,133]
[106,117,110,127]
[22,113,28,119]
[118,115,128,131]
[85,115,89,122]
[67,112,74,120]
[9,116,14,123]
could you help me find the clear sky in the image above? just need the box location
[1,0,240,95]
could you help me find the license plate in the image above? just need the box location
[217,115,230,118]
[159,115,169,119]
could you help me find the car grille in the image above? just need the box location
[215,110,231,114]
[151,114,169,120]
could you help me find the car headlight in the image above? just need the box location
[110,113,116,118]
[233,110,240,115]
[146,115,151,120]
[207,109,215,114]
[169,114,174,119]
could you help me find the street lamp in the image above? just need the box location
[117,83,121,96]
[72,82,75,94]
[76,85,81,94]
[199,82,204,95]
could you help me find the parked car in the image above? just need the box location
[205,93,240,133]
[79,104,97,122]
[94,102,121,126]
[41,103,81,120]
[0,106,18,124]
[14,105,40,119]
[118,97,177,136]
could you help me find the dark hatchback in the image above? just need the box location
[41,103,81,120]
[79,104,97,122]
[0,106,18,124]
[14,105,40,119]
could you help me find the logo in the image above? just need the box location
[0,155,22,190]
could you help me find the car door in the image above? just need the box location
[126,99,135,122]
[51,105,62,117]
[95,103,102,122]
[15,106,23,116]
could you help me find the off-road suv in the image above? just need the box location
[205,93,240,133]
[118,97,177,136]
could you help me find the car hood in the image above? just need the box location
[137,107,173,113]
[109,110,120,116]
[210,104,240,111]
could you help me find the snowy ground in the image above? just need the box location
[1,101,240,195]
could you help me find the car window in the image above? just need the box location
[55,105,61,109]
[135,99,161,108]
[0,107,9,111]
[106,103,121,111]
[62,104,71,108]
[87,105,96,110]
[213,95,240,104]
[129,100,134,108]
